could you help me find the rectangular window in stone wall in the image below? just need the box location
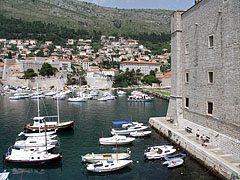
[185,97,189,108]
[207,101,213,115]
[185,43,190,54]
[208,71,214,83]
[208,35,214,48]
[185,72,189,83]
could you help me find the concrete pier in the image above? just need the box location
[149,117,240,180]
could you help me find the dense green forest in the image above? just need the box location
[0,15,170,54]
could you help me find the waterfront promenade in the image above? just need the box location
[149,117,240,180]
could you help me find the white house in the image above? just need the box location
[120,61,161,75]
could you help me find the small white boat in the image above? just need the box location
[144,145,174,152]
[130,131,152,137]
[144,146,176,160]
[9,96,23,100]
[111,125,149,135]
[45,91,57,96]
[98,97,108,101]
[31,95,45,99]
[86,159,133,173]
[0,170,9,180]
[99,135,135,145]
[68,97,86,102]
[163,158,184,168]
[82,150,131,163]
[117,90,126,96]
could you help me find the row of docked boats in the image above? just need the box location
[81,121,152,173]
[3,94,74,166]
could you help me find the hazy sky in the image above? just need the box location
[78,0,194,10]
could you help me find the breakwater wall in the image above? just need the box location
[142,89,170,100]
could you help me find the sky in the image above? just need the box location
[78,0,194,10]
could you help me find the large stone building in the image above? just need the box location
[168,0,239,155]
[120,61,161,75]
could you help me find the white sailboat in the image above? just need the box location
[86,140,132,172]
[24,91,74,132]
[99,135,135,145]
[3,121,62,166]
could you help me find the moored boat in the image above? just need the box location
[164,153,186,161]
[130,130,152,137]
[3,148,62,166]
[144,145,176,160]
[163,158,184,168]
[99,135,135,145]
[86,159,133,173]
[0,170,9,180]
[82,150,131,163]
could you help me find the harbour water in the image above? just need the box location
[0,91,219,180]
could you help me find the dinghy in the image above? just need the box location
[164,153,186,161]
[163,158,184,168]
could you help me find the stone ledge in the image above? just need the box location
[149,117,240,180]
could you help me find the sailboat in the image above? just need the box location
[24,91,74,132]
[86,139,132,172]
[3,121,62,166]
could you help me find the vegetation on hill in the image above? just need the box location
[0,0,172,34]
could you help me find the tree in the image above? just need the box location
[150,70,155,76]
[39,63,58,77]
[24,68,37,78]
[8,52,12,59]
[142,75,160,86]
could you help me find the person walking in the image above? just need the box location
[196,129,200,140]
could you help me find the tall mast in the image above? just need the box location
[37,84,40,117]
[57,96,60,125]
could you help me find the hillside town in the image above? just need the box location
[0,36,171,89]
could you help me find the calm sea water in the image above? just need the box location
[0,91,218,180]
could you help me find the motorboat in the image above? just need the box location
[82,149,131,163]
[128,94,152,102]
[130,131,152,137]
[14,136,58,147]
[163,158,184,168]
[117,90,126,96]
[3,148,62,165]
[0,170,9,180]
[144,146,176,160]
[98,97,108,101]
[18,130,57,137]
[45,91,57,96]
[164,153,186,161]
[68,97,86,102]
[9,96,23,100]
[86,159,133,173]
[144,145,174,153]
[111,125,149,135]
[99,135,135,145]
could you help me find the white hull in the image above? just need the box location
[163,158,184,168]
[130,131,152,137]
[82,152,131,163]
[99,135,135,145]
[86,160,132,172]
[111,125,149,135]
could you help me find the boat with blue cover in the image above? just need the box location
[164,153,186,161]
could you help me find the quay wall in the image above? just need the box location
[149,117,240,180]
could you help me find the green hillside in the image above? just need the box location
[0,0,172,35]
